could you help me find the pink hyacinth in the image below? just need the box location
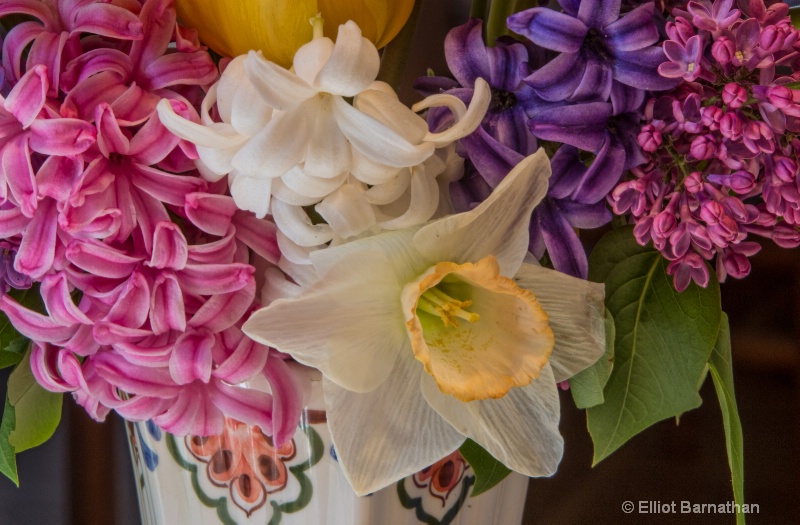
[0,0,301,441]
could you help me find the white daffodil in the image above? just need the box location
[242,149,606,495]
[157,18,490,246]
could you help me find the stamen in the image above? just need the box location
[418,287,480,328]
[735,51,744,61]
[687,62,695,73]
[310,13,324,40]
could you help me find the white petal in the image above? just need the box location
[414,149,551,277]
[271,178,320,206]
[229,73,273,137]
[315,184,376,239]
[215,55,246,124]
[363,169,411,205]
[156,99,245,149]
[231,106,309,179]
[293,37,334,86]
[350,149,403,185]
[310,228,428,284]
[421,362,563,477]
[195,158,228,182]
[229,173,271,219]
[414,78,491,147]
[333,96,435,168]
[271,199,333,247]
[282,165,347,199]
[196,140,242,176]
[324,356,465,495]
[243,250,406,393]
[378,167,439,230]
[245,50,316,111]
[354,88,428,143]
[303,102,351,179]
[261,266,302,304]
[314,21,380,97]
[276,230,318,265]
[513,263,606,382]
[277,256,319,288]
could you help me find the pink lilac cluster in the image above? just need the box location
[0,0,301,442]
[609,0,800,291]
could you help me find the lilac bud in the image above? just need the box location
[707,170,757,193]
[719,112,743,140]
[721,249,752,279]
[666,18,695,45]
[638,124,662,152]
[667,252,710,292]
[721,83,748,109]
[701,106,723,129]
[633,216,654,246]
[774,156,797,183]
[711,37,736,65]
[765,85,793,109]
[770,223,800,248]
[684,171,704,194]
[759,25,785,54]
[689,134,716,160]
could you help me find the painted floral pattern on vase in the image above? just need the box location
[398,451,476,525]
[185,419,298,516]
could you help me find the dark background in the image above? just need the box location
[0,1,798,523]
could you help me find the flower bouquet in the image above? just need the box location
[0,0,797,522]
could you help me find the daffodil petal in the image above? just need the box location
[513,263,606,381]
[421,362,563,477]
[333,96,435,168]
[314,21,380,97]
[310,228,428,284]
[243,250,406,393]
[414,149,551,277]
[229,173,271,219]
[245,50,316,111]
[271,199,334,247]
[323,356,465,496]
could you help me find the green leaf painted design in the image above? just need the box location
[569,309,615,409]
[587,227,721,464]
[0,395,19,486]
[458,438,511,497]
[7,350,63,453]
[709,313,746,525]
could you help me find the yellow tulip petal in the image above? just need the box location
[402,256,555,402]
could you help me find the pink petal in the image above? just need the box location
[112,336,175,367]
[128,0,173,67]
[0,206,30,237]
[60,48,132,92]
[169,331,216,385]
[131,163,207,206]
[93,352,180,397]
[114,395,172,421]
[40,272,93,325]
[179,262,254,295]
[15,197,58,278]
[3,134,37,216]
[60,71,128,121]
[264,354,303,446]
[128,110,181,165]
[0,294,77,343]
[26,31,69,99]
[212,333,269,384]
[103,271,151,328]
[3,64,47,128]
[70,3,144,39]
[109,83,160,125]
[95,103,131,156]
[209,381,274,434]
[66,238,142,278]
[129,185,170,254]
[150,271,186,335]
[188,280,255,332]
[28,117,97,155]
[2,22,42,82]
[148,221,188,270]
[63,324,102,356]
[185,193,237,236]
[186,229,238,264]
[30,343,78,393]
[143,51,218,91]
[232,211,281,265]
[153,385,224,436]
[37,154,83,202]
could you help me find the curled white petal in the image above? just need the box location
[272,199,334,247]
[230,173,271,219]
[378,168,440,230]
[414,77,491,147]
[316,184,376,239]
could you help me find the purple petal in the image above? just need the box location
[604,3,659,52]
[484,106,537,154]
[523,52,584,102]
[571,56,613,102]
[539,199,589,278]
[578,0,622,28]
[459,127,523,188]
[507,8,587,53]
[528,102,612,152]
[444,18,489,87]
[486,38,529,92]
[572,138,626,203]
[560,200,612,228]
[613,47,682,91]
[548,145,585,199]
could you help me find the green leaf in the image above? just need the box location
[569,309,615,409]
[0,395,18,486]
[7,350,63,453]
[459,439,512,497]
[586,227,721,464]
[0,338,29,370]
[708,313,746,525]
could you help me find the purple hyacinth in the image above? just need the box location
[0,241,32,294]
[507,0,679,102]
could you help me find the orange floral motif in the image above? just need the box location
[186,418,296,516]
[412,451,469,507]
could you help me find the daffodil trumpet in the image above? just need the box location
[243,149,606,495]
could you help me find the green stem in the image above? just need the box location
[471,0,489,19]
[486,0,517,45]
[376,0,424,90]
